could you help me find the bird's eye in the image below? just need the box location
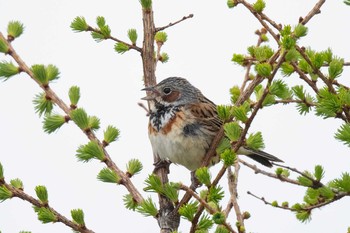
[163,87,172,95]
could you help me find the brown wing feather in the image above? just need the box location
[187,96,222,133]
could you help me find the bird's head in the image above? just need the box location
[141,77,202,106]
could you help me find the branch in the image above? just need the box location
[300,0,326,25]
[0,32,144,204]
[5,183,94,233]
[180,185,237,233]
[247,190,349,212]
[239,159,301,186]
[156,14,194,31]
[87,26,142,52]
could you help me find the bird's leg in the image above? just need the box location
[190,170,201,190]
[153,159,171,174]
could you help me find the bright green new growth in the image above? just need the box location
[68,86,80,106]
[0,162,3,179]
[31,64,60,86]
[128,29,138,45]
[126,159,143,176]
[10,178,23,189]
[35,207,57,223]
[70,108,89,130]
[88,116,100,131]
[217,105,232,122]
[114,42,130,54]
[0,38,9,53]
[43,114,66,133]
[212,212,226,224]
[103,125,120,145]
[246,132,265,150]
[293,24,308,38]
[97,168,121,183]
[255,62,272,77]
[231,103,250,122]
[328,57,344,80]
[35,185,48,204]
[33,92,54,117]
[70,16,89,32]
[197,214,214,232]
[215,225,230,233]
[178,201,199,221]
[314,165,325,181]
[230,86,241,104]
[159,52,169,63]
[155,31,168,44]
[207,186,225,203]
[136,197,158,217]
[123,194,138,211]
[280,62,295,76]
[231,54,245,65]
[139,0,152,9]
[252,0,266,13]
[195,167,211,187]
[330,172,350,192]
[71,209,85,226]
[144,174,163,193]
[269,79,292,100]
[292,85,314,115]
[227,0,237,8]
[7,21,24,39]
[76,141,106,162]
[163,182,179,203]
[220,148,236,167]
[0,61,20,80]
[96,16,111,39]
[335,123,350,147]
[0,185,12,201]
[223,121,242,142]
[297,171,314,187]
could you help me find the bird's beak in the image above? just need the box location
[141,86,159,100]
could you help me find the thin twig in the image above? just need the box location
[5,183,95,233]
[180,184,237,233]
[239,159,301,186]
[300,0,326,25]
[247,190,349,212]
[86,26,142,52]
[156,14,194,32]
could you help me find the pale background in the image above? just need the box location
[1,0,350,232]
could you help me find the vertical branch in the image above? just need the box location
[140,5,180,233]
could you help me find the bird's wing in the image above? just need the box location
[187,96,222,133]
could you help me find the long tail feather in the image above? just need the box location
[237,147,284,167]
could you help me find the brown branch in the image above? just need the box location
[227,165,244,227]
[140,7,180,233]
[0,32,144,205]
[300,0,326,25]
[296,46,336,94]
[236,0,280,43]
[87,26,142,52]
[291,62,319,93]
[5,183,95,233]
[273,162,324,189]
[239,159,301,186]
[156,14,194,32]
[247,190,349,212]
[180,185,237,233]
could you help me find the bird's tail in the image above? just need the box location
[238,147,283,167]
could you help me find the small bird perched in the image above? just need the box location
[142,77,283,171]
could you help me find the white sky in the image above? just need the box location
[1,0,350,233]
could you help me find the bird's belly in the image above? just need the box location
[149,126,206,171]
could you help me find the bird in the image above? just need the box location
[142,77,283,172]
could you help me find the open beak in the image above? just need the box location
[141,86,159,100]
